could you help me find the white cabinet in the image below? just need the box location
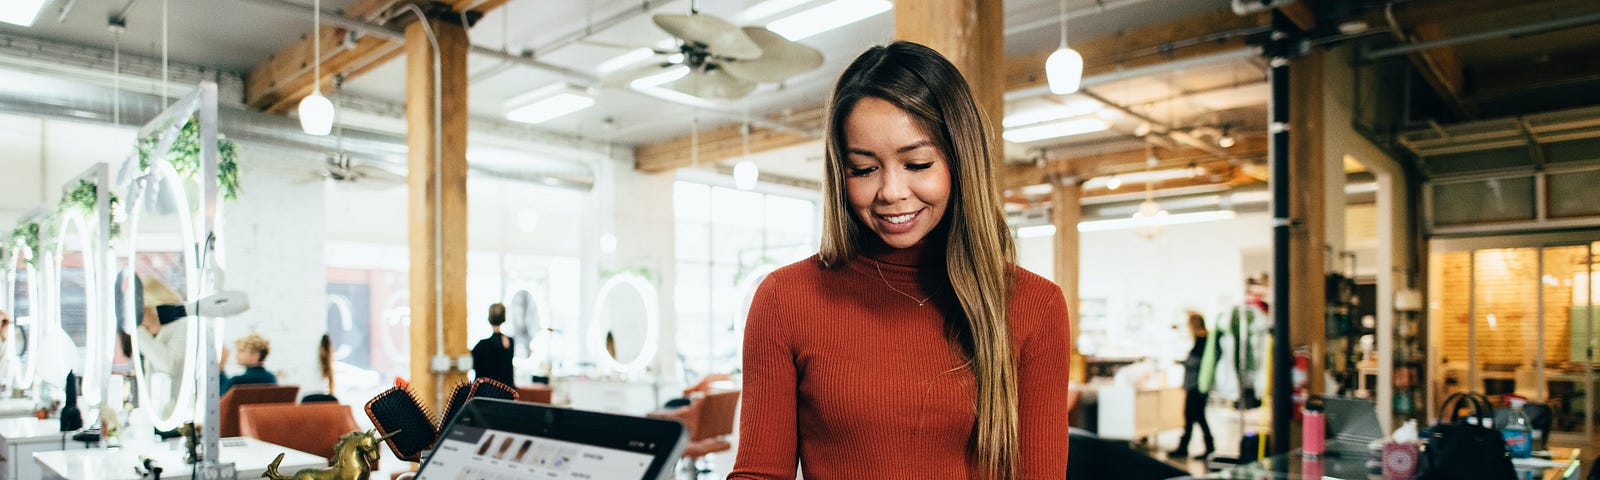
[564,379,681,416]
[1095,385,1187,441]
[0,417,90,480]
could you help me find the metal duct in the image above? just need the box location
[0,70,595,191]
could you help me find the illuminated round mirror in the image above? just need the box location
[53,211,106,401]
[6,244,36,392]
[121,164,200,430]
[590,274,658,373]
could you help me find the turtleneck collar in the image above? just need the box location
[854,230,949,287]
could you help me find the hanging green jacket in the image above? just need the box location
[1198,306,1257,393]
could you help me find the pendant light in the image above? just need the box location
[733,114,758,190]
[298,0,334,136]
[1044,0,1083,94]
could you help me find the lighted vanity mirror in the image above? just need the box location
[52,211,107,400]
[5,245,35,391]
[591,273,659,374]
[121,165,200,430]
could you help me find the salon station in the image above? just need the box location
[0,0,1599,479]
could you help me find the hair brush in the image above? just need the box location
[470,378,519,402]
[439,381,476,432]
[364,387,438,462]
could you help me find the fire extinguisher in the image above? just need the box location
[1292,347,1310,421]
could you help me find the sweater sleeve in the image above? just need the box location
[727,277,798,479]
[1016,280,1072,479]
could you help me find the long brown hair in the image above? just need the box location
[318,334,334,393]
[819,41,1018,479]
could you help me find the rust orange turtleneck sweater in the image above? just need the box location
[729,240,1072,479]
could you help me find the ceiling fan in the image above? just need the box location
[314,153,405,189]
[600,9,824,99]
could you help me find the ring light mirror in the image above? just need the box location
[53,211,106,402]
[590,273,659,374]
[121,164,201,430]
[7,243,36,391]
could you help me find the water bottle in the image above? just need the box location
[1502,398,1534,458]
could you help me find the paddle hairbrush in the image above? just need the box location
[364,387,438,462]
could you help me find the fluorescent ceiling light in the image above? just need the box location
[0,0,49,27]
[1015,225,1057,238]
[738,0,813,23]
[504,83,595,125]
[1003,100,1102,128]
[1081,168,1198,189]
[597,39,680,74]
[598,48,657,74]
[767,0,891,41]
[1077,210,1237,232]
[1002,117,1109,143]
[631,66,690,89]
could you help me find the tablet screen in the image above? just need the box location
[416,399,684,480]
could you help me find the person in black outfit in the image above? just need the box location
[1169,311,1215,459]
[471,303,515,387]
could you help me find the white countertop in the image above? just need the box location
[0,416,76,445]
[0,398,38,418]
[35,437,327,480]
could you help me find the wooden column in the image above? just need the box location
[1051,177,1086,382]
[407,15,470,413]
[894,0,1006,128]
[1288,49,1328,404]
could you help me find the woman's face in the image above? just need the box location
[842,97,952,249]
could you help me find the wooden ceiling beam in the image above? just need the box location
[245,0,505,113]
[634,123,814,173]
[1001,135,1268,191]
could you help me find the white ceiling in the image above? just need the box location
[0,0,1255,186]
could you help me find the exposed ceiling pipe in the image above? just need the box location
[1003,0,1156,37]
[235,0,598,85]
[1365,8,1600,60]
[1075,89,1238,162]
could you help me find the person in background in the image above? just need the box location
[0,309,13,389]
[301,334,338,403]
[219,332,276,394]
[136,305,189,403]
[471,303,515,387]
[1169,311,1216,459]
[731,41,1072,479]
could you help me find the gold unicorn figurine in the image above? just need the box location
[262,429,397,480]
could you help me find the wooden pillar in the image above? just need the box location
[1288,49,1328,404]
[894,0,1006,129]
[1051,177,1086,382]
[407,15,470,413]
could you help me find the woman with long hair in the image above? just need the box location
[731,41,1072,479]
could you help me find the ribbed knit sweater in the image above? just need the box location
[729,241,1072,479]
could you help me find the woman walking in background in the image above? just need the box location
[1170,311,1216,459]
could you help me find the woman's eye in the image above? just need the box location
[848,166,878,176]
[906,162,934,171]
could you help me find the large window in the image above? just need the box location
[673,181,816,381]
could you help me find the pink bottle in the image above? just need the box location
[1303,400,1326,457]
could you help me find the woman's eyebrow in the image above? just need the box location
[847,139,933,158]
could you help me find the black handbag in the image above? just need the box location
[1418,392,1516,480]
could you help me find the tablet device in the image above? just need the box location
[416,398,687,480]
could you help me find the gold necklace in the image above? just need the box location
[874,261,932,307]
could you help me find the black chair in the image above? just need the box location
[1066,429,1190,480]
[300,393,338,403]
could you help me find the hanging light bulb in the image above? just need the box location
[1106,175,1121,190]
[1217,126,1236,148]
[733,120,758,190]
[1045,0,1083,94]
[734,160,759,190]
[298,0,334,136]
